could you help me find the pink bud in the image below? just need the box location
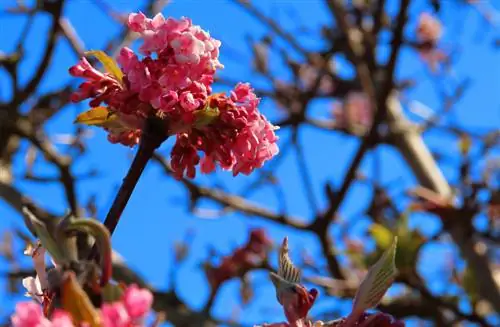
[122,284,153,319]
[11,302,49,327]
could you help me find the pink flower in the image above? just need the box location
[332,92,372,131]
[50,310,74,327]
[11,302,50,327]
[122,284,153,319]
[69,13,223,148]
[170,84,279,179]
[416,13,442,45]
[101,302,131,327]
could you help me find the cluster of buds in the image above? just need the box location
[12,283,153,327]
[259,237,404,327]
[331,92,372,135]
[11,208,155,327]
[69,12,279,179]
[414,13,447,71]
[205,229,272,289]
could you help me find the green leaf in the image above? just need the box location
[277,237,301,284]
[61,272,102,327]
[85,50,124,82]
[269,237,301,305]
[459,134,472,156]
[193,106,220,128]
[397,230,425,270]
[350,237,398,319]
[74,107,118,127]
[370,224,393,249]
[102,283,124,303]
[22,207,67,265]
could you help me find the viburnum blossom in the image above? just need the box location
[11,303,74,327]
[11,302,54,327]
[122,284,153,319]
[69,12,279,178]
[171,84,279,179]
[11,284,153,327]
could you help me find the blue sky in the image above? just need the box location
[0,0,499,326]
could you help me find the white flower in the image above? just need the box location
[22,275,44,304]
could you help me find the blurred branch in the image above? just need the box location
[12,0,64,106]
[8,118,78,214]
[152,153,309,230]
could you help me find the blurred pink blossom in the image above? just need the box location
[332,92,373,132]
[416,13,442,44]
[12,284,153,327]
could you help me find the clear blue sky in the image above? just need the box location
[0,0,499,326]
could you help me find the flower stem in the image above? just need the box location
[88,118,168,274]
[104,138,160,235]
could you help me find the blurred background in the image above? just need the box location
[0,0,499,326]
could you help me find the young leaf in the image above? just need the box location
[22,207,66,265]
[61,272,102,327]
[369,224,393,249]
[349,237,398,323]
[269,237,301,304]
[102,282,124,303]
[74,107,118,127]
[193,105,220,128]
[85,50,123,82]
[277,237,301,284]
[459,133,472,156]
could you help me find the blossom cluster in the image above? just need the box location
[205,229,272,289]
[14,239,153,327]
[69,12,279,178]
[11,284,153,327]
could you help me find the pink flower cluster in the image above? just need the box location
[205,229,272,289]
[11,284,153,327]
[101,285,153,327]
[69,12,279,178]
[11,303,73,327]
[171,84,279,179]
